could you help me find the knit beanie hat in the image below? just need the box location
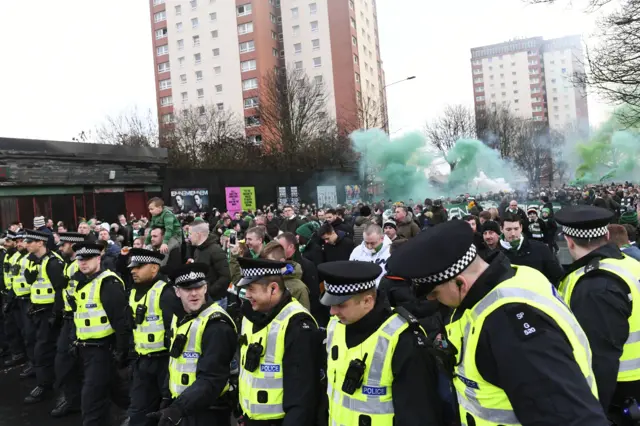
[360,206,372,217]
[34,216,45,228]
[296,221,320,240]
[482,220,501,235]
[383,219,397,229]
[620,211,639,227]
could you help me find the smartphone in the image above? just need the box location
[229,230,237,246]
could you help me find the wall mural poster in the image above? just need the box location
[317,186,337,207]
[170,188,209,214]
[345,185,361,205]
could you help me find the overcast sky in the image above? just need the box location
[0,0,613,141]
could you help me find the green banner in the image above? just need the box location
[445,201,563,220]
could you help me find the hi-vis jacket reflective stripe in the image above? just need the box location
[31,252,63,305]
[560,255,640,382]
[130,281,168,355]
[4,251,21,292]
[63,260,79,312]
[326,312,410,426]
[239,300,315,420]
[74,270,124,340]
[168,303,236,398]
[446,265,598,426]
[13,254,33,297]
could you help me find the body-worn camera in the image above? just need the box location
[135,305,147,326]
[244,338,264,372]
[623,398,640,425]
[342,353,368,395]
[170,334,187,358]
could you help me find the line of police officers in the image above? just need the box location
[0,202,638,426]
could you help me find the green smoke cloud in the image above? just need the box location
[572,108,640,184]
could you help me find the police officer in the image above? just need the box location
[71,242,130,426]
[9,229,36,374]
[319,260,443,426]
[387,220,609,425]
[128,248,181,426]
[51,232,87,417]
[236,257,320,425]
[23,229,66,404]
[556,205,640,424]
[2,230,27,367]
[147,263,236,426]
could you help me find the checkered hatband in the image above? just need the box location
[130,255,162,265]
[60,236,85,243]
[241,267,284,278]
[75,247,101,257]
[562,225,609,239]
[411,244,477,286]
[175,271,206,285]
[325,280,377,296]
[25,233,48,242]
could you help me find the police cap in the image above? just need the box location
[127,248,165,268]
[555,205,613,240]
[318,260,381,306]
[23,229,49,243]
[59,232,87,244]
[72,242,103,260]
[170,263,209,289]
[236,257,289,287]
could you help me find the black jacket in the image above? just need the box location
[292,250,328,327]
[450,252,609,425]
[302,235,324,267]
[243,292,320,426]
[321,232,354,263]
[341,297,444,426]
[279,216,307,235]
[330,218,353,239]
[25,251,66,313]
[501,237,564,287]
[193,234,231,301]
[168,302,237,416]
[562,243,639,411]
[266,220,280,239]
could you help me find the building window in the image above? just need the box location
[352,36,357,46]
[475,86,484,92]
[177,39,185,50]
[191,18,199,28]
[513,90,518,94]
[216,103,224,111]
[215,84,223,93]
[175,5,182,15]
[237,3,252,16]
[309,3,317,14]
[349,0,354,10]
[176,22,183,32]
[280,50,285,58]
[278,33,283,40]
[160,95,172,106]
[355,72,360,83]
[514,99,519,104]
[291,7,299,18]
[561,68,567,74]
[243,78,258,90]
[312,39,320,50]
[153,0,165,5]
[244,97,259,108]
[353,54,359,64]
[241,59,257,72]
[209,12,217,22]
[272,31,277,40]
[238,22,253,35]
[214,66,222,74]
[475,96,484,101]
[194,53,201,64]
[159,79,172,90]
[272,48,278,57]
[270,13,276,24]
[161,113,173,124]
[155,28,167,40]
[197,88,204,98]
[239,40,255,53]
[294,61,303,70]
[195,71,203,81]
[198,106,205,115]
[156,45,169,56]
[181,92,188,102]
[249,135,262,144]
[313,57,321,68]
[500,83,505,88]
[245,116,261,127]
[193,35,200,46]
[180,74,187,84]
[211,30,218,39]
[350,18,356,29]
[314,75,323,84]
[294,43,302,54]
[154,11,166,22]
[209,48,218,57]
[311,21,319,32]
[158,62,170,73]
[292,25,300,37]
[190,0,197,10]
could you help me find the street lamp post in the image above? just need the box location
[384,75,416,89]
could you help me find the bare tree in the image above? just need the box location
[95,107,159,147]
[477,105,528,160]
[512,123,563,185]
[258,67,336,169]
[425,105,477,170]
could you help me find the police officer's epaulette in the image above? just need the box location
[394,306,427,348]
[207,311,229,325]
[584,257,600,274]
